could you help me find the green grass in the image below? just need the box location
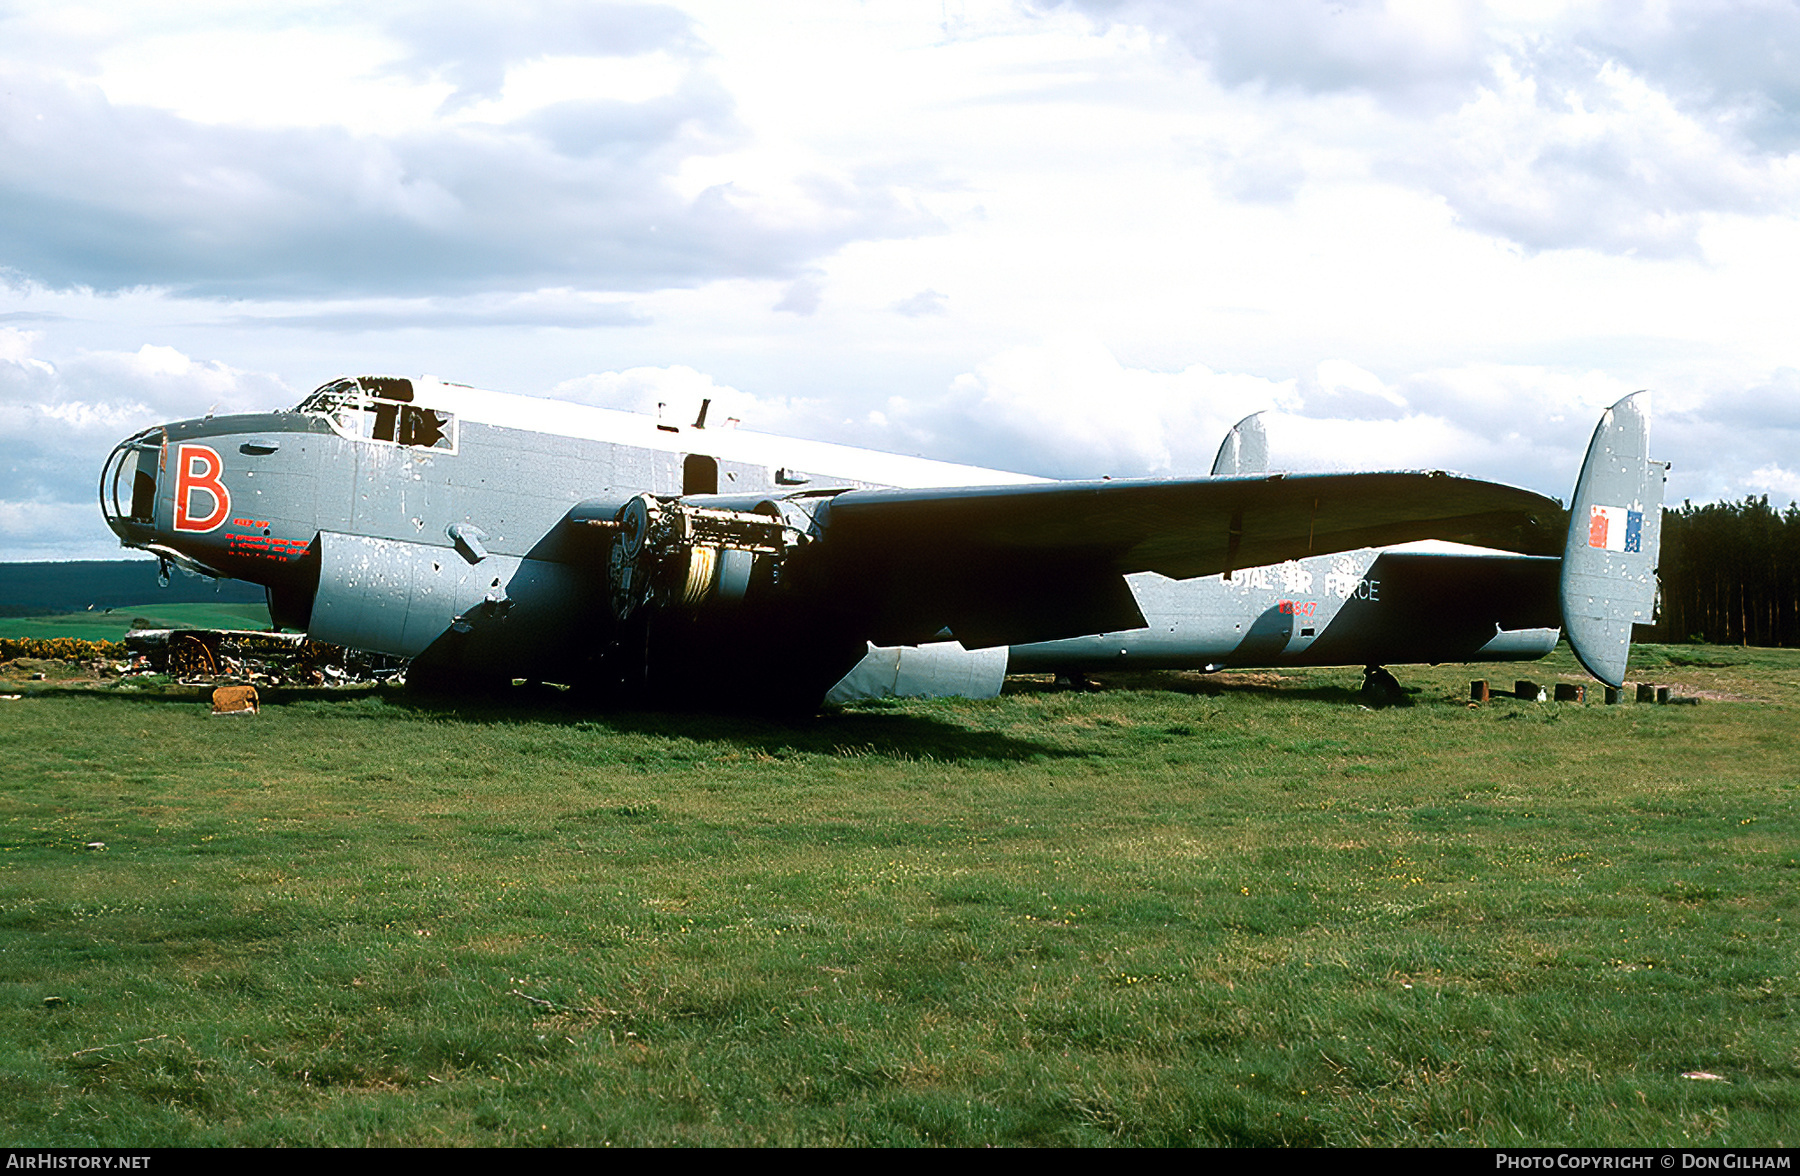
[0,644,1793,1146]
[0,602,274,641]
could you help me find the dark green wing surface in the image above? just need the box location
[809,472,1561,648]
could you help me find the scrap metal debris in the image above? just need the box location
[123,628,407,686]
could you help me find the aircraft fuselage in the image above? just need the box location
[101,376,1569,704]
[1011,549,1560,675]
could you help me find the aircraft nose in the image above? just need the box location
[99,428,165,544]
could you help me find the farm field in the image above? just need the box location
[0,602,273,643]
[0,644,1794,1146]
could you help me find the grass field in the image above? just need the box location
[0,644,1794,1146]
[0,602,273,642]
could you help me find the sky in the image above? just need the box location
[3,0,1798,561]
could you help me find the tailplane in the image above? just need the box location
[1560,391,1666,688]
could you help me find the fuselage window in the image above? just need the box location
[363,400,452,449]
[684,454,718,495]
[356,376,451,450]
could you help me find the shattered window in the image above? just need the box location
[295,378,360,419]
[297,377,456,453]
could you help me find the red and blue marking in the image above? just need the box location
[1588,505,1643,553]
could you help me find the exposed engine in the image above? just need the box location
[604,494,816,622]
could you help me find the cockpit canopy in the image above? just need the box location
[297,376,457,453]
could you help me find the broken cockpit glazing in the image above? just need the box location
[296,376,459,454]
[99,425,166,529]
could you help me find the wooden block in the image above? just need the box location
[211,685,259,715]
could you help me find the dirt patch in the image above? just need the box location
[1166,670,1290,688]
[0,658,95,682]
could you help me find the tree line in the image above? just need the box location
[1644,496,1800,647]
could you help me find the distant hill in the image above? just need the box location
[0,601,273,641]
[0,559,267,617]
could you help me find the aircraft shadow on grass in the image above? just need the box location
[386,690,1085,763]
[44,682,1079,764]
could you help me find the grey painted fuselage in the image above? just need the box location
[1008,548,1560,675]
[100,376,1591,704]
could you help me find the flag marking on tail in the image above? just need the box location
[1588,505,1644,554]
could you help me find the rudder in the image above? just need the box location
[1560,391,1666,687]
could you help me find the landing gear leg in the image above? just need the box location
[1053,670,1096,692]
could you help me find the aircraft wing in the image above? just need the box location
[808,471,1562,648]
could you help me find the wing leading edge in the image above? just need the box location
[808,471,1562,648]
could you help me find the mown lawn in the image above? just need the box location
[0,644,1793,1146]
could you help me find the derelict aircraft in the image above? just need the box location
[99,377,1661,710]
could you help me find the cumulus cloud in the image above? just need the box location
[1658,369,1800,505]
[0,18,930,298]
[774,275,824,315]
[1679,369,1800,432]
[382,0,702,110]
[1568,0,1800,154]
[226,291,648,331]
[891,288,948,317]
[865,336,1274,478]
[0,498,115,562]
[1742,465,1800,505]
[1399,53,1800,257]
[1195,141,1307,204]
[858,342,1550,485]
[1287,359,1408,422]
[831,339,1692,500]
[1042,0,1800,257]
[546,363,819,432]
[0,333,289,560]
[1039,0,1491,107]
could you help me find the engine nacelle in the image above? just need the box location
[607,494,807,621]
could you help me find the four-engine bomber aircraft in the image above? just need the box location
[100,377,1661,710]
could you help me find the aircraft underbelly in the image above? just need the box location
[1007,550,1563,673]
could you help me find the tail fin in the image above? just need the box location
[1560,391,1666,687]
[1211,412,1268,476]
